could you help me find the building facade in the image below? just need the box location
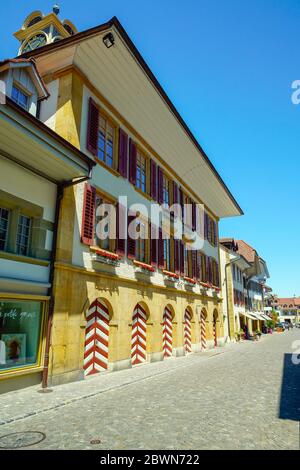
[0,56,94,392]
[220,239,271,340]
[1,9,243,389]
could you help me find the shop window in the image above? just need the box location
[16,214,31,256]
[11,84,29,110]
[136,150,147,193]
[0,208,9,250]
[0,300,43,372]
[98,115,115,168]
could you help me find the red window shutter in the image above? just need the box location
[81,183,96,246]
[150,160,157,200]
[116,203,126,256]
[180,241,184,276]
[158,229,164,268]
[179,188,185,221]
[192,200,197,231]
[196,251,202,281]
[205,256,209,282]
[214,221,218,247]
[129,139,137,185]
[118,129,128,178]
[150,223,158,266]
[86,98,99,155]
[173,182,179,205]
[127,213,136,259]
[174,239,180,274]
[157,166,164,205]
[191,250,197,279]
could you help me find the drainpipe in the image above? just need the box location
[40,174,92,392]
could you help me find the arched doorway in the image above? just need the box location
[162,306,174,358]
[200,308,207,350]
[184,308,193,353]
[131,303,147,366]
[213,310,218,347]
[84,298,111,376]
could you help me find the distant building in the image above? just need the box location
[271,297,300,324]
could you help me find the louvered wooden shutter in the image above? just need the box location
[118,129,128,178]
[179,188,185,222]
[173,182,179,205]
[116,203,126,256]
[158,229,164,268]
[150,160,157,200]
[192,201,197,231]
[127,212,136,259]
[191,251,197,279]
[197,251,202,281]
[86,98,99,155]
[129,139,137,185]
[157,166,164,205]
[150,223,158,266]
[174,239,180,274]
[180,241,185,276]
[81,183,96,246]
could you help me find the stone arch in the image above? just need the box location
[162,304,175,358]
[131,302,149,366]
[83,297,113,376]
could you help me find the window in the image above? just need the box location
[0,300,43,372]
[162,174,170,206]
[16,215,31,256]
[94,194,116,252]
[98,115,115,168]
[136,150,147,193]
[163,238,171,271]
[0,208,9,251]
[11,85,29,110]
[136,221,147,263]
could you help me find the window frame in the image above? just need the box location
[16,214,32,256]
[11,83,30,111]
[97,111,117,170]
[94,191,117,254]
[136,148,149,194]
[0,207,10,251]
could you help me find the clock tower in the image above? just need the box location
[14,5,77,56]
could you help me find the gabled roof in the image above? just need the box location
[275,297,300,307]
[18,16,243,219]
[0,58,49,100]
[236,240,257,264]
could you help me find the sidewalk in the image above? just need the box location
[0,346,232,425]
[0,337,272,426]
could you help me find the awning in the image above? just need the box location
[251,312,267,321]
[0,99,95,184]
[240,312,257,321]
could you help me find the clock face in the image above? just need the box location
[22,33,47,53]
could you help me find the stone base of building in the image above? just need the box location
[48,369,85,387]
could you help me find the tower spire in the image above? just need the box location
[53,3,60,15]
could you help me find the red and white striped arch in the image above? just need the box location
[163,307,173,358]
[213,312,218,347]
[84,299,110,376]
[200,310,207,351]
[184,309,192,353]
[131,304,147,366]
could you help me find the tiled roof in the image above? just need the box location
[236,240,256,263]
[275,297,300,307]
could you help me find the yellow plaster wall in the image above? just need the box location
[50,265,224,380]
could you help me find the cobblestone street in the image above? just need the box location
[0,330,299,450]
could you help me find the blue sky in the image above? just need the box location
[1,0,299,297]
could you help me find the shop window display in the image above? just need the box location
[0,300,43,372]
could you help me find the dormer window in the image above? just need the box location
[11,84,29,110]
